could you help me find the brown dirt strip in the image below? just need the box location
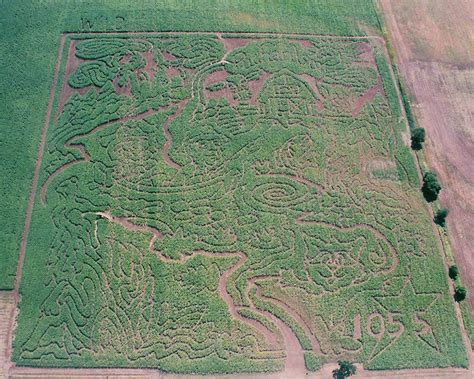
[69,31,386,42]
[96,211,165,238]
[352,82,383,117]
[162,99,188,170]
[353,314,362,340]
[8,362,474,379]
[218,256,281,349]
[252,280,322,355]
[255,307,306,377]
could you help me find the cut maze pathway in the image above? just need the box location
[96,210,307,361]
[6,30,474,379]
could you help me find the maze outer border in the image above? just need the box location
[5,31,472,379]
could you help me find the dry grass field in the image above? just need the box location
[379,0,474,308]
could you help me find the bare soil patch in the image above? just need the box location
[296,39,314,49]
[249,71,271,105]
[139,50,158,80]
[204,70,238,106]
[161,50,177,61]
[352,82,383,117]
[167,67,180,77]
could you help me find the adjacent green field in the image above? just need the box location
[12,32,467,373]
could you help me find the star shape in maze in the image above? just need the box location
[374,280,439,340]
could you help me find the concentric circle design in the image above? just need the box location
[250,176,309,210]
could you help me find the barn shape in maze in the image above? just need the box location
[13,33,467,373]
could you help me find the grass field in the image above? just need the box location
[1,0,469,376]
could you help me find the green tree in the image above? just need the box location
[421,171,442,202]
[411,127,426,150]
[449,265,459,280]
[454,285,467,302]
[434,208,449,226]
[333,361,357,379]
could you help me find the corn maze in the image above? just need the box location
[14,33,467,373]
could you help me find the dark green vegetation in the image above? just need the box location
[455,286,468,303]
[422,171,442,202]
[411,127,425,150]
[333,360,357,379]
[434,208,449,227]
[0,0,382,291]
[12,33,467,372]
[449,265,460,280]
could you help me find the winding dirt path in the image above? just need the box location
[352,82,383,117]
[96,209,317,370]
[249,279,321,355]
[96,211,281,349]
[162,99,188,170]
[218,255,281,348]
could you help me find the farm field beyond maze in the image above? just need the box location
[10,32,468,375]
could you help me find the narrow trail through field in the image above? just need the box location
[218,255,281,348]
[162,99,188,170]
[255,286,321,354]
[352,81,384,117]
[97,212,287,350]
[96,209,318,370]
